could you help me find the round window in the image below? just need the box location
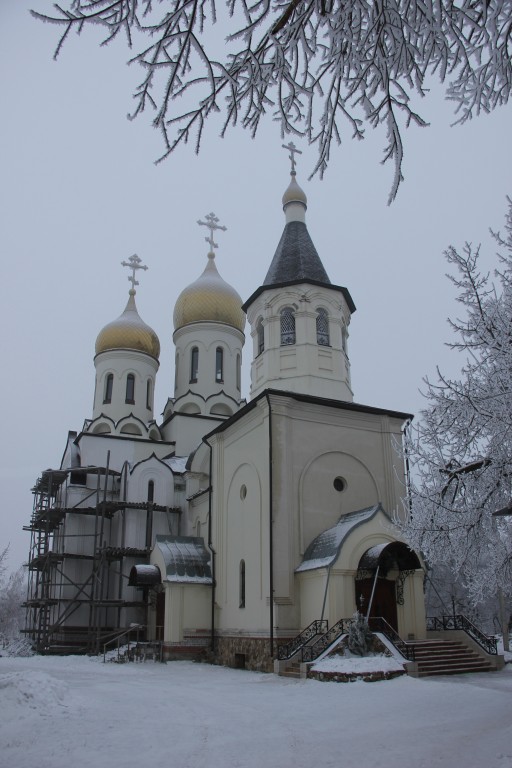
[333,476,346,492]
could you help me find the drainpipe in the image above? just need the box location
[202,437,216,654]
[366,566,380,621]
[403,419,412,517]
[264,393,274,658]
[320,564,332,623]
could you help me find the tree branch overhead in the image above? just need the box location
[32,0,512,200]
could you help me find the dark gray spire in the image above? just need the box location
[263,221,331,286]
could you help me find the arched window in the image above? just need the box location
[190,347,199,382]
[236,353,241,391]
[239,559,246,608]
[125,374,135,404]
[147,480,154,502]
[103,373,113,404]
[280,307,296,345]
[174,353,179,390]
[215,347,224,382]
[257,318,264,355]
[316,308,330,346]
[146,379,152,410]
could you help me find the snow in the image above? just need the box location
[1,655,511,768]
[312,652,405,674]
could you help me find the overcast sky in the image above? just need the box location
[1,1,511,569]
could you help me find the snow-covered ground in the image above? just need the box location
[1,655,511,768]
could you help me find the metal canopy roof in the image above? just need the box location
[155,535,212,584]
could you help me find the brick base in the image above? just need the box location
[213,636,274,672]
[307,669,404,683]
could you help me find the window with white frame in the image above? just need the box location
[280,307,296,345]
[316,308,330,346]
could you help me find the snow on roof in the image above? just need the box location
[155,535,212,584]
[295,504,385,573]
[162,456,189,474]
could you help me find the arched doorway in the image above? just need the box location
[355,542,421,633]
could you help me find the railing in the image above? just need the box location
[102,624,144,663]
[301,617,353,663]
[426,614,498,655]
[368,617,416,662]
[277,619,328,661]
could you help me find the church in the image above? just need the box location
[25,147,427,670]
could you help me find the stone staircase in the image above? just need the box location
[409,639,495,677]
[279,661,302,679]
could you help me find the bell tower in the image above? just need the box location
[243,144,355,402]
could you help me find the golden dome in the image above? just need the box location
[95,291,160,359]
[173,254,245,333]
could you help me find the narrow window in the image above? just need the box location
[342,327,348,355]
[239,560,246,608]
[257,319,264,355]
[125,374,135,404]
[280,307,296,346]
[147,480,154,502]
[104,373,113,404]
[316,308,330,346]
[236,353,241,391]
[190,347,199,382]
[146,379,152,410]
[215,347,224,382]
[174,353,179,391]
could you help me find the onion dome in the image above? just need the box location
[173,253,245,333]
[95,289,160,359]
[282,174,307,210]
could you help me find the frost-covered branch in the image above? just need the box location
[398,202,512,603]
[32,0,512,202]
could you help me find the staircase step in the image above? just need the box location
[407,637,496,677]
[419,665,493,677]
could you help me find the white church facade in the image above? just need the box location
[25,153,426,670]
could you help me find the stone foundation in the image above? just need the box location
[307,668,404,683]
[213,635,274,672]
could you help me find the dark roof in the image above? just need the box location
[203,389,413,442]
[242,221,355,313]
[264,221,331,286]
[154,535,212,584]
[296,505,386,573]
[128,564,162,587]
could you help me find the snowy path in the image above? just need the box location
[0,656,511,768]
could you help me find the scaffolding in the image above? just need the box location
[24,462,181,654]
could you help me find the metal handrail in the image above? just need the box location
[426,614,498,655]
[102,624,143,662]
[301,617,353,663]
[277,619,328,660]
[368,617,416,661]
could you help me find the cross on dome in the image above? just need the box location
[282,141,302,176]
[121,254,148,292]
[198,212,227,257]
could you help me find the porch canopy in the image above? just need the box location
[358,541,421,575]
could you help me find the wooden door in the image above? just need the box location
[356,577,398,631]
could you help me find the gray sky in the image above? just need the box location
[1,1,511,569]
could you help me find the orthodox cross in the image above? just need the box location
[121,253,148,291]
[198,212,227,254]
[282,141,302,175]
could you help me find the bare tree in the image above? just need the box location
[0,547,26,643]
[400,201,512,612]
[33,0,512,202]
